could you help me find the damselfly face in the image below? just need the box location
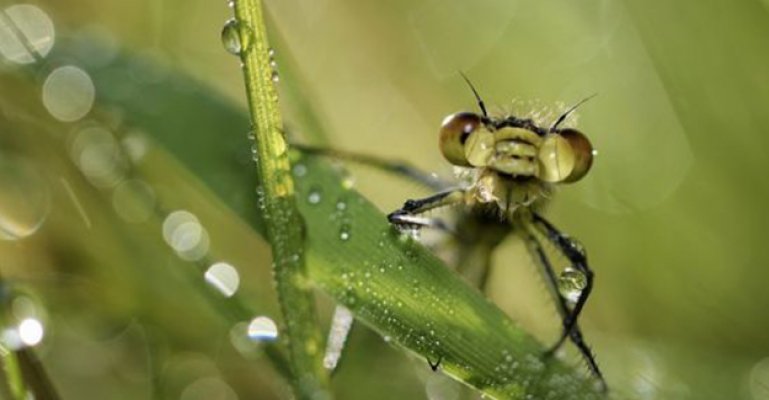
[439,112,594,184]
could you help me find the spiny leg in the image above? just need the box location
[294,144,450,191]
[387,189,465,232]
[530,213,604,388]
[524,226,605,389]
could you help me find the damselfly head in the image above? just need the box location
[438,112,594,184]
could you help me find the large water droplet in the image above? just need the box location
[42,65,95,122]
[247,316,279,342]
[180,377,238,400]
[221,19,252,55]
[121,132,149,163]
[0,4,55,64]
[204,262,240,297]
[558,267,586,303]
[1,317,45,350]
[17,318,43,346]
[750,357,769,400]
[70,125,124,188]
[162,210,209,261]
[0,155,50,240]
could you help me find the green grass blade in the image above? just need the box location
[35,37,605,399]
[227,0,331,398]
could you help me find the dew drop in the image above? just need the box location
[567,237,587,258]
[307,187,322,205]
[335,200,347,211]
[749,358,769,400]
[0,155,50,240]
[292,163,307,178]
[339,224,351,241]
[204,262,240,297]
[180,377,238,400]
[271,71,280,82]
[1,317,45,350]
[17,318,43,346]
[42,66,95,122]
[0,4,55,64]
[341,174,355,189]
[247,316,279,342]
[558,267,587,303]
[162,210,210,261]
[121,132,149,163]
[221,19,252,55]
[70,125,125,188]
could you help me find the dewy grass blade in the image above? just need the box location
[227,1,331,398]
[32,33,606,400]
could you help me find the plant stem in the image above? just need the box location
[229,1,331,399]
[1,349,27,400]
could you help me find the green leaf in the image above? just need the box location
[5,36,603,398]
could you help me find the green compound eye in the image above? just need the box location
[537,128,594,183]
[438,112,482,167]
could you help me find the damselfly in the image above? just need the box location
[302,75,605,391]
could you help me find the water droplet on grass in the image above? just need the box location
[339,224,351,241]
[0,155,49,240]
[0,4,55,64]
[341,174,355,189]
[42,66,95,122]
[221,19,252,55]
[205,262,240,297]
[307,187,322,205]
[247,316,279,342]
[292,163,307,177]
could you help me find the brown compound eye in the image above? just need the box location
[537,128,594,183]
[438,112,482,167]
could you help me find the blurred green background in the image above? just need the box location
[1,0,768,399]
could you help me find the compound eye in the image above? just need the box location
[538,129,594,183]
[439,112,482,167]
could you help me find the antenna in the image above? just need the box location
[459,72,488,118]
[550,93,598,132]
